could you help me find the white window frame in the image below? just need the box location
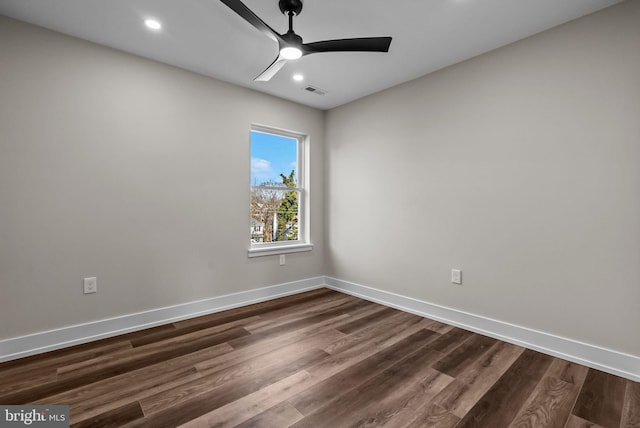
[248,124,313,257]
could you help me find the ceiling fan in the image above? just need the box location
[220,0,392,82]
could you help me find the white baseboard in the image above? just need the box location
[0,277,325,363]
[3,275,638,382]
[325,276,640,382]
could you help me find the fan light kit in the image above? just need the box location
[280,46,302,60]
[144,19,162,31]
[220,0,392,81]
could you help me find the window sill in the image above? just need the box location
[248,243,314,258]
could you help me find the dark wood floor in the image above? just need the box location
[1,288,638,428]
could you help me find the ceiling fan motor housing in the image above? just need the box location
[282,31,303,44]
[279,0,303,16]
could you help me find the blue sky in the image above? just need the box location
[250,130,297,185]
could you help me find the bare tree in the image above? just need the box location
[251,181,284,242]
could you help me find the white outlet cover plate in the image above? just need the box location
[451,269,462,285]
[83,277,97,294]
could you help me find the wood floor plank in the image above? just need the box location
[0,325,168,372]
[242,293,360,332]
[226,299,368,349]
[47,345,232,424]
[306,317,435,387]
[314,302,402,345]
[546,359,589,386]
[124,349,328,428]
[455,349,554,427]
[405,404,461,428]
[620,380,640,428]
[344,367,453,427]
[433,334,497,378]
[0,340,132,395]
[421,318,455,335]
[128,315,261,348]
[67,367,202,425]
[39,343,231,411]
[0,369,58,397]
[232,401,305,428]
[140,339,329,415]
[322,310,424,356]
[0,340,133,377]
[456,341,526,385]
[291,342,448,427]
[508,375,580,428]
[177,370,316,428]
[572,369,626,428]
[71,401,144,428]
[0,327,248,405]
[56,324,246,377]
[564,414,605,428]
[428,327,476,354]
[432,341,525,418]
[374,318,442,352]
[334,306,398,335]
[289,328,440,416]
[361,369,454,428]
[193,325,345,375]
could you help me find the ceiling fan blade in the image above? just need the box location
[220,0,283,43]
[254,56,288,81]
[303,37,392,55]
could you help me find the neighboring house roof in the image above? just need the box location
[250,218,264,227]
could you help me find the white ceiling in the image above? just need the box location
[0,0,623,110]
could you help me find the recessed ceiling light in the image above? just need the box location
[144,19,162,31]
[293,74,304,82]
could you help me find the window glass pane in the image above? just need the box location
[250,130,298,187]
[249,128,303,248]
[250,189,300,243]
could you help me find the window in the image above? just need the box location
[249,125,312,257]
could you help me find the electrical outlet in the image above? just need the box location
[83,277,97,294]
[279,254,286,266]
[451,269,462,285]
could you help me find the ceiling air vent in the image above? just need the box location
[303,85,327,96]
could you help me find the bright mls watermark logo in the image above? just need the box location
[1,406,68,427]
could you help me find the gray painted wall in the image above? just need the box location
[1,1,638,359]
[325,1,640,356]
[0,16,325,339]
